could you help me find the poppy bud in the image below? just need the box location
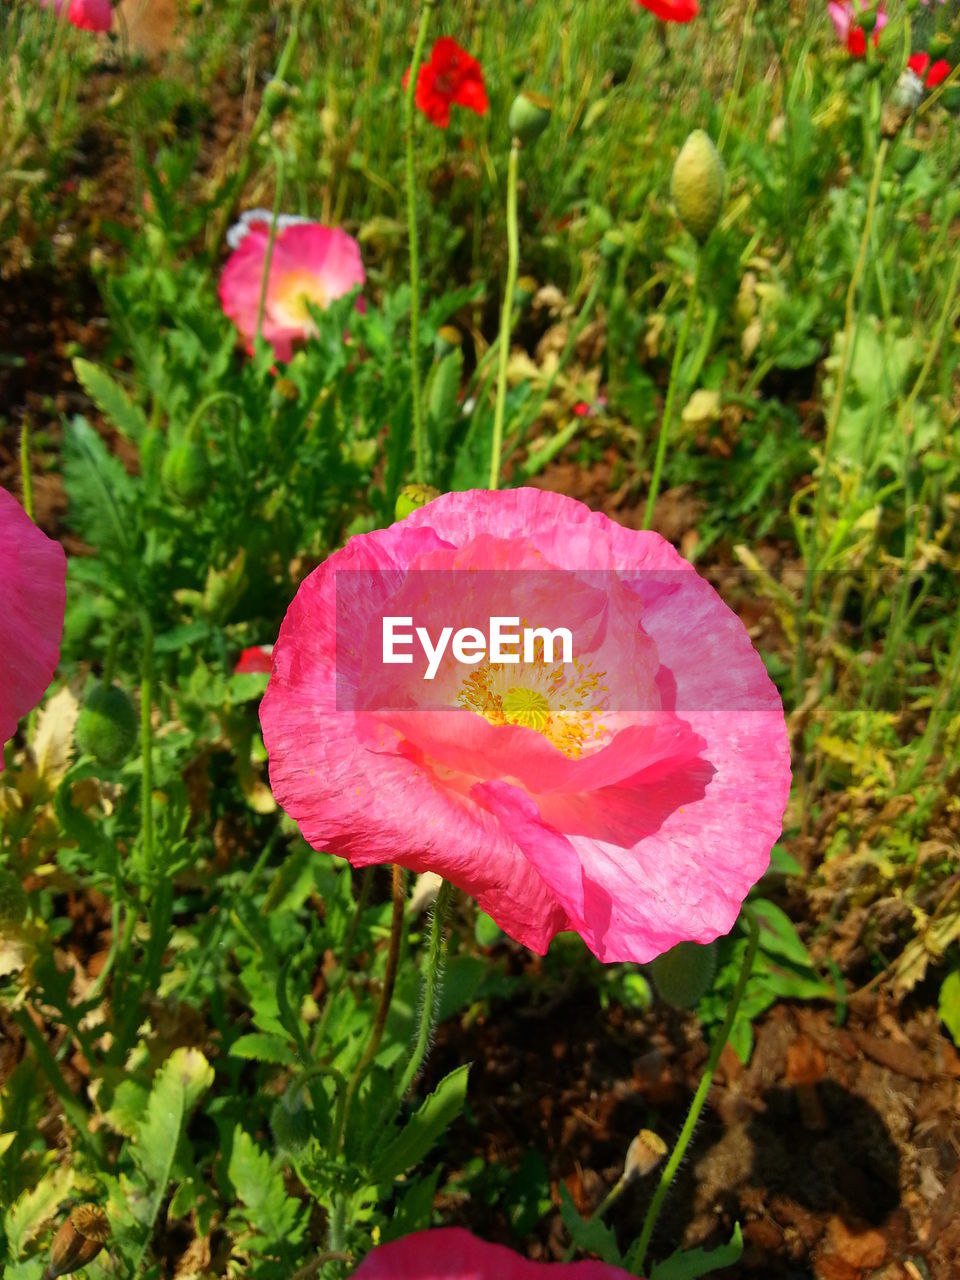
[162,440,211,508]
[649,939,717,1009]
[435,325,462,357]
[0,868,28,931]
[262,79,290,117]
[624,1129,668,1180]
[45,1205,109,1279]
[892,140,922,176]
[515,275,538,307]
[76,684,139,769]
[929,33,952,59]
[508,92,552,144]
[942,85,960,113]
[395,484,441,521]
[670,130,725,244]
[858,9,879,34]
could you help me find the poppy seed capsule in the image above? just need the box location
[162,440,211,508]
[45,1204,109,1279]
[395,484,441,521]
[508,91,552,144]
[649,939,717,1009]
[670,130,725,244]
[0,868,28,931]
[76,684,139,769]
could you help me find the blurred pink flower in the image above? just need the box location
[828,0,886,58]
[0,487,67,769]
[219,221,365,363]
[354,1231,639,1280]
[261,489,791,964]
[42,0,114,32]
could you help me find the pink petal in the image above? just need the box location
[354,1230,639,1280]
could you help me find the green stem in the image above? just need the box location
[139,612,155,883]
[794,139,887,700]
[15,1010,104,1160]
[397,879,452,1098]
[256,145,287,345]
[643,253,702,531]
[20,421,34,522]
[717,0,755,156]
[336,864,408,1150]
[488,138,521,490]
[632,910,760,1274]
[405,0,436,484]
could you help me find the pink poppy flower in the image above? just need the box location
[0,487,67,770]
[828,1,886,58]
[235,645,274,675]
[354,1230,640,1280]
[260,489,790,964]
[219,221,365,363]
[41,0,113,32]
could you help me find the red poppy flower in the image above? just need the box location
[908,52,951,88]
[634,0,699,21]
[403,37,489,129]
[235,645,273,675]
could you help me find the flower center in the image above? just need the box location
[457,655,608,759]
[271,270,326,329]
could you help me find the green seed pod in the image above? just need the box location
[262,79,290,117]
[162,440,211,508]
[76,684,139,769]
[0,868,28,931]
[649,940,717,1009]
[929,32,952,59]
[395,484,441,521]
[670,130,725,244]
[858,9,879,33]
[941,85,960,113]
[892,141,922,177]
[509,91,553,144]
[46,1205,110,1279]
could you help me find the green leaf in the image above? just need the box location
[371,1064,470,1184]
[558,1183,622,1266]
[938,968,960,1046]
[382,1168,441,1242]
[230,1033,300,1066]
[648,1223,743,1279]
[4,1167,75,1258]
[228,1127,304,1243]
[72,358,149,442]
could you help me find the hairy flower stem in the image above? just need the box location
[633,909,760,1274]
[205,8,302,262]
[337,864,408,1148]
[397,879,453,1098]
[256,145,287,344]
[405,0,437,485]
[793,139,888,702]
[20,421,34,522]
[139,612,155,882]
[488,138,521,490]
[642,253,702,531]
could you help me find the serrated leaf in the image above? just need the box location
[30,686,79,785]
[371,1063,469,1184]
[382,1168,441,1242]
[230,1033,299,1066]
[4,1166,75,1257]
[228,1126,304,1243]
[73,358,148,442]
[558,1183,622,1266]
[648,1223,743,1279]
[63,417,139,569]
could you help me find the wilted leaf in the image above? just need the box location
[31,686,79,786]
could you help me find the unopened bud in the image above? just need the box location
[858,9,879,34]
[892,140,922,176]
[262,79,291,117]
[515,276,538,306]
[395,484,441,521]
[942,85,960,113]
[509,92,553,144]
[46,1205,109,1278]
[649,940,717,1009]
[162,439,211,508]
[435,325,462,357]
[670,130,725,244]
[625,1129,668,1180]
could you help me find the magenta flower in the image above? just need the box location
[235,645,273,675]
[0,487,67,769]
[261,489,790,964]
[354,1230,640,1280]
[41,0,113,32]
[828,1,887,58]
[219,220,365,363]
